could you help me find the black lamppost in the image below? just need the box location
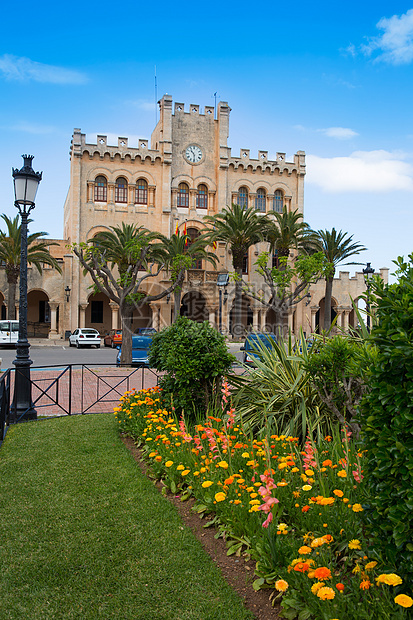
[11,155,42,422]
[217,273,229,334]
[362,262,375,333]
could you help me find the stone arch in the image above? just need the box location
[315,296,338,333]
[172,174,194,189]
[180,291,208,323]
[27,289,51,338]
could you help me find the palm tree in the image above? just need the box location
[314,228,366,330]
[0,214,62,319]
[74,222,176,363]
[156,231,217,321]
[265,207,310,264]
[205,203,270,337]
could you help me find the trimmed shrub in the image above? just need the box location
[359,256,413,588]
[149,316,234,419]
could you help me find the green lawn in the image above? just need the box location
[0,414,254,620]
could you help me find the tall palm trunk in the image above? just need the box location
[232,267,243,338]
[173,288,181,322]
[7,271,19,320]
[120,302,134,364]
[323,275,334,330]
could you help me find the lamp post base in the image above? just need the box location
[12,341,36,423]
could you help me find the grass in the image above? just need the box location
[0,414,254,620]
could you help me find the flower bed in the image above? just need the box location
[114,385,413,620]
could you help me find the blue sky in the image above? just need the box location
[1,1,413,281]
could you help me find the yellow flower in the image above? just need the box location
[348,539,362,550]
[305,469,314,476]
[302,484,312,491]
[333,489,344,497]
[149,451,157,457]
[241,452,250,458]
[311,581,325,595]
[202,481,213,488]
[215,492,226,502]
[176,465,185,471]
[337,470,347,478]
[365,561,378,571]
[218,460,229,469]
[291,467,299,473]
[181,469,190,476]
[193,471,200,476]
[275,579,289,592]
[352,504,363,512]
[394,594,413,608]
[316,586,335,600]
[165,460,174,468]
[376,573,403,586]
[249,499,261,505]
[277,523,288,531]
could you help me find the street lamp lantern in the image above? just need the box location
[65,285,71,302]
[11,155,42,422]
[362,262,375,333]
[217,273,229,334]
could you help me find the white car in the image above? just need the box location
[68,328,101,348]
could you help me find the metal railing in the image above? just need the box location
[0,364,161,435]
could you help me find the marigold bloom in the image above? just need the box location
[365,561,378,571]
[352,503,363,512]
[302,484,312,491]
[165,460,173,467]
[360,579,371,590]
[298,545,312,555]
[181,469,190,476]
[311,581,325,595]
[336,582,345,592]
[293,562,310,573]
[333,489,344,497]
[395,594,413,608]
[218,460,229,469]
[314,567,332,580]
[348,539,362,550]
[302,505,310,513]
[202,481,213,488]
[376,573,403,586]
[215,492,226,502]
[176,464,185,471]
[316,586,335,600]
[322,459,332,467]
[275,579,289,592]
[337,470,347,478]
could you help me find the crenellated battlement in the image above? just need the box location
[228,149,306,175]
[70,129,161,162]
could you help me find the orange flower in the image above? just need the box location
[394,594,413,608]
[333,489,344,497]
[314,567,332,580]
[360,579,371,590]
[302,505,310,513]
[352,503,363,512]
[298,545,312,555]
[311,581,325,594]
[293,562,310,573]
[336,583,345,592]
[322,459,333,467]
[316,586,335,600]
[275,579,289,592]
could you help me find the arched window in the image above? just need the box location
[187,227,202,269]
[196,184,208,209]
[135,178,148,204]
[237,186,248,208]
[115,177,128,203]
[255,188,266,212]
[177,183,189,208]
[94,176,107,202]
[273,189,284,213]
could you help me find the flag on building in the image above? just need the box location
[175,221,179,235]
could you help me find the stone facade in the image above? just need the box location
[0,95,383,338]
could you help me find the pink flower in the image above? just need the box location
[262,512,273,528]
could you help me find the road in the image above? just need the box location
[0,341,243,371]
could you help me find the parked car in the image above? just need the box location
[0,320,19,347]
[68,328,101,348]
[104,329,122,348]
[240,333,277,365]
[116,334,153,367]
[133,327,157,336]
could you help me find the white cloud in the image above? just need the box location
[294,125,358,140]
[306,150,413,192]
[0,54,88,84]
[321,127,358,140]
[361,9,413,64]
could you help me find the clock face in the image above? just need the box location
[185,145,203,164]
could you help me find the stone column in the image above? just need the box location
[79,303,88,328]
[109,302,119,329]
[310,306,319,333]
[342,307,351,332]
[252,307,260,332]
[48,302,60,339]
[108,183,115,205]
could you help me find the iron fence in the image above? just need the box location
[0,364,161,437]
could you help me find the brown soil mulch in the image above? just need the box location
[121,436,282,620]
